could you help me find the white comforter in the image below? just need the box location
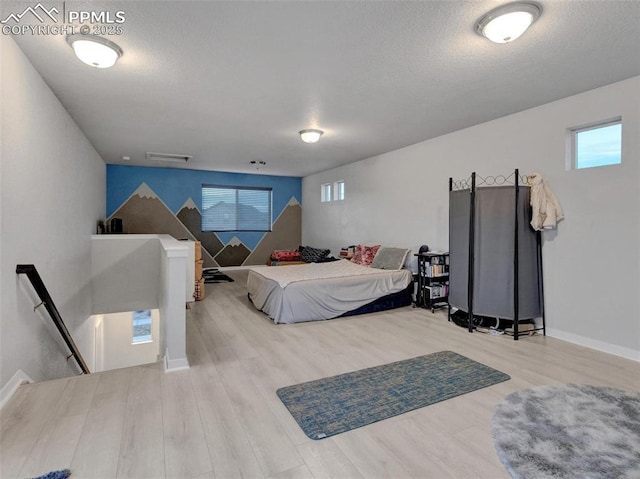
[247,260,413,324]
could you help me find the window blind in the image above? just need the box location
[201,185,272,232]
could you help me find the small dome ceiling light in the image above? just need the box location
[299,129,324,144]
[475,2,542,44]
[66,34,123,68]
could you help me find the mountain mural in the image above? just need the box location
[243,197,302,265]
[214,237,251,267]
[108,183,219,267]
[176,198,224,267]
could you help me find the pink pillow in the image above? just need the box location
[351,244,380,266]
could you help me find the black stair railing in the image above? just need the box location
[16,264,90,374]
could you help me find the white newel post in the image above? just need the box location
[159,236,190,372]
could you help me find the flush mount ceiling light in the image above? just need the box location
[299,129,324,144]
[475,2,542,44]
[66,34,123,68]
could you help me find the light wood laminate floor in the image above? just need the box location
[2,270,639,478]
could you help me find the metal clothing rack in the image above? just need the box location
[448,169,546,340]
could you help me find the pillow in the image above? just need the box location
[404,246,420,273]
[300,246,330,263]
[271,250,301,261]
[351,244,380,266]
[371,247,410,270]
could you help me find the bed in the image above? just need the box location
[247,259,413,324]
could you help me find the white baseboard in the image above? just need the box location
[164,349,190,372]
[546,328,640,362]
[0,369,33,409]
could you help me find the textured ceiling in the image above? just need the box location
[3,1,640,177]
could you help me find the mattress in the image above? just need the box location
[247,259,413,324]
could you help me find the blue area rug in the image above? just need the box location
[277,350,510,439]
[31,469,71,479]
[492,384,640,479]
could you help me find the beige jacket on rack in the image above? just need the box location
[526,173,564,231]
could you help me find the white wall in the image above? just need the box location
[0,36,106,389]
[91,236,161,314]
[99,310,160,372]
[303,76,640,360]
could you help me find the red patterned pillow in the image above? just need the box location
[350,244,380,266]
[271,250,301,261]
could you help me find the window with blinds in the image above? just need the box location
[201,185,272,232]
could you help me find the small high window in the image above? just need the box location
[334,181,345,201]
[321,183,332,202]
[132,310,152,344]
[571,119,622,169]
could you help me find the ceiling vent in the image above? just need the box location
[145,151,192,163]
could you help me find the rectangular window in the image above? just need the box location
[132,310,152,344]
[202,185,272,232]
[321,183,332,202]
[334,180,345,201]
[571,119,622,169]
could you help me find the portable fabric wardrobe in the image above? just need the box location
[448,169,545,340]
